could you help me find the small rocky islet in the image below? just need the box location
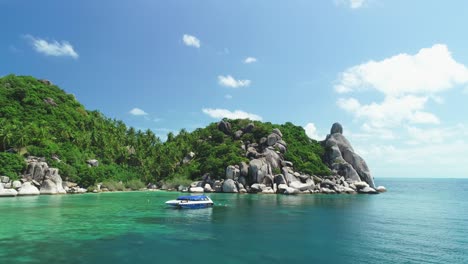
[0,122,386,197]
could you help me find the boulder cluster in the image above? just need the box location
[165,121,386,195]
[0,156,87,197]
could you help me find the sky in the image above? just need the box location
[1,0,468,178]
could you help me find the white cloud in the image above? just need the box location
[358,141,468,167]
[244,57,257,64]
[129,108,148,116]
[202,108,262,121]
[335,44,468,96]
[350,0,366,9]
[348,127,396,141]
[218,75,251,88]
[337,95,440,128]
[153,118,162,122]
[224,94,233,99]
[304,123,323,140]
[182,34,200,48]
[335,44,468,130]
[406,124,467,145]
[25,35,79,59]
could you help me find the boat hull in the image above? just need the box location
[165,199,214,209]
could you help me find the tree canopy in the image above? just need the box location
[0,75,329,186]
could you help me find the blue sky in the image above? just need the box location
[2,0,468,178]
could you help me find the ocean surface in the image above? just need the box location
[1,178,467,264]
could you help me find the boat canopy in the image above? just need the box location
[177,195,209,201]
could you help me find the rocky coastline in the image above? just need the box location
[0,122,386,198]
[161,122,386,195]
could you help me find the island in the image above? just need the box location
[0,75,386,197]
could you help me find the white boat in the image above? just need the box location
[165,195,214,209]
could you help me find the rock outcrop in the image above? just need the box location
[0,183,18,197]
[0,157,89,198]
[324,123,376,188]
[18,182,40,196]
[217,120,232,135]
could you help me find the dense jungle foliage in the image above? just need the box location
[0,75,329,187]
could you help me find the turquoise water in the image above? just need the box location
[1,179,467,263]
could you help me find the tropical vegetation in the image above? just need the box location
[0,75,329,187]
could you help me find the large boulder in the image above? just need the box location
[217,120,232,135]
[250,183,266,193]
[274,143,287,153]
[40,168,66,194]
[263,148,282,169]
[189,187,204,193]
[376,186,387,193]
[357,186,378,194]
[203,184,214,192]
[289,181,315,192]
[324,124,375,188]
[222,179,238,193]
[234,130,243,139]
[25,160,49,182]
[0,176,10,183]
[246,147,259,159]
[272,128,283,138]
[239,162,249,177]
[243,123,255,133]
[274,174,287,185]
[282,167,299,185]
[226,165,240,180]
[18,182,40,196]
[40,179,59,194]
[330,122,343,134]
[12,180,22,189]
[0,184,18,197]
[248,159,270,184]
[267,133,281,146]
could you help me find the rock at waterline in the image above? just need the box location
[324,123,376,188]
[222,179,238,193]
[18,182,40,196]
[0,183,18,197]
[376,186,387,193]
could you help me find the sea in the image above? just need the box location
[0,178,467,264]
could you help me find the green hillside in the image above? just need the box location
[0,75,329,187]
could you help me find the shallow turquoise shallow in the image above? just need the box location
[1,178,467,263]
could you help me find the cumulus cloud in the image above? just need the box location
[129,108,148,116]
[244,57,257,64]
[335,44,468,96]
[335,44,468,129]
[182,34,200,48]
[406,124,468,145]
[304,123,323,140]
[337,96,440,128]
[202,108,262,121]
[218,75,251,88]
[25,35,79,58]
